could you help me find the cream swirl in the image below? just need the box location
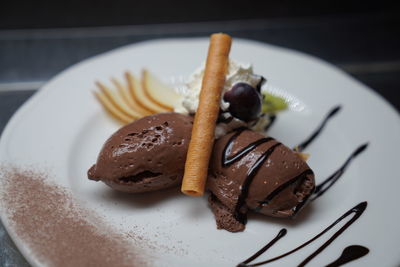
[174,60,262,114]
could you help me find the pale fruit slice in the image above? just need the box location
[111,77,151,116]
[93,90,134,124]
[125,71,168,114]
[96,81,142,119]
[111,77,135,109]
[142,69,182,111]
[93,70,180,124]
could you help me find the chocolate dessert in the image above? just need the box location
[207,128,315,232]
[88,113,193,193]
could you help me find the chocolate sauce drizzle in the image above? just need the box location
[222,128,316,223]
[311,143,369,201]
[238,229,287,267]
[222,127,282,223]
[222,128,274,167]
[238,202,368,267]
[256,169,313,211]
[326,245,369,267]
[264,114,276,132]
[295,105,341,152]
[224,106,370,266]
[288,105,368,200]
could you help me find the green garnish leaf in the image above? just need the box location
[262,92,288,114]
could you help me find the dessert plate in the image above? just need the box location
[1,38,400,267]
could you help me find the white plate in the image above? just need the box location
[1,38,400,267]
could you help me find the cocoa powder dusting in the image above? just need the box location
[0,167,150,267]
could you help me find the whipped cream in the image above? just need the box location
[174,59,270,137]
[174,59,262,114]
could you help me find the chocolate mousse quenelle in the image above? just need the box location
[207,128,315,232]
[88,113,193,193]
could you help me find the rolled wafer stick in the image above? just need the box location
[181,33,232,196]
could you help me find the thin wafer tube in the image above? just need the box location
[181,33,232,196]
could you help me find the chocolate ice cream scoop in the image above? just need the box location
[207,128,315,232]
[88,113,193,193]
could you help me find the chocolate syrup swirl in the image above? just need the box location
[222,127,282,223]
[222,128,274,167]
[326,245,369,267]
[295,105,341,152]
[264,114,276,132]
[230,106,370,266]
[257,169,314,210]
[235,142,282,221]
[238,202,368,267]
[238,229,287,267]
[311,143,369,201]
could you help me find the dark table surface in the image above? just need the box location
[1,14,399,109]
[0,13,399,266]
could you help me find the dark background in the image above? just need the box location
[0,1,398,29]
[0,0,399,121]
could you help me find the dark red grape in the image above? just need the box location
[223,82,262,122]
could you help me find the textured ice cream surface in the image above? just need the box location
[88,113,193,193]
[207,128,315,232]
[208,194,245,232]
